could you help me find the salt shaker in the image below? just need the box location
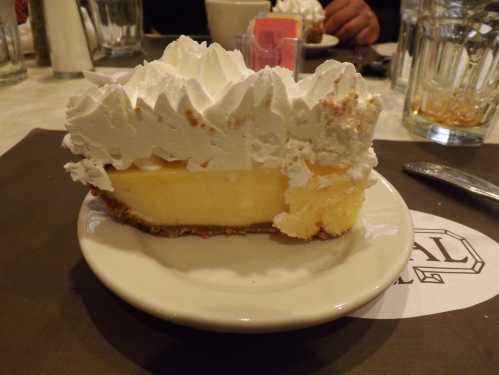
[43,0,94,77]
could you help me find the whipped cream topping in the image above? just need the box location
[64,36,381,192]
[273,0,325,23]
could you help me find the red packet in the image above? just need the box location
[249,15,302,72]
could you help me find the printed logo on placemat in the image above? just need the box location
[395,228,485,285]
[350,211,499,319]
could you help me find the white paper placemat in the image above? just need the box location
[350,210,499,319]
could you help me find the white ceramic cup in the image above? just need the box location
[205,0,270,50]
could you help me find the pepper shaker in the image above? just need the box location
[28,0,51,66]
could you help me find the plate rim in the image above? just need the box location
[78,171,413,333]
[304,34,340,50]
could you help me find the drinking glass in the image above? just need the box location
[205,0,270,50]
[403,0,499,146]
[391,0,420,92]
[0,0,27,86]
[89,0,143,56]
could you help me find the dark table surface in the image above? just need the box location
[1,37,499,374]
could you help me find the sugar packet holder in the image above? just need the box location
[236,13,304,80]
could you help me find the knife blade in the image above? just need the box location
[403,162,499,203]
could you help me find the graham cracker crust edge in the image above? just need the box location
[90,187,339,240]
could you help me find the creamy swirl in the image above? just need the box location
[64,36,381,191]
[273,0,325,23]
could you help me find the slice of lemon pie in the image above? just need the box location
[64,36,381,240]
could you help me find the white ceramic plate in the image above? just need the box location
[78,171,413,333]
[304,34,339,50]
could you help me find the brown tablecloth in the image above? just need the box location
[1,129,498,374]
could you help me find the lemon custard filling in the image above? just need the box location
[103,162,367,237]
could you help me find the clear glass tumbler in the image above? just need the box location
[89,0,143,56]
[391,0,421,92]
[0,0,27,86]
[403,0,499,146]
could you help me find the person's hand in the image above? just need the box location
[324,0,380,46]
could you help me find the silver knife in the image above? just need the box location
[403,162,499,203]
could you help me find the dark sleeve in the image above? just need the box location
[143,0,208,35]
[365,0,400,43]
[319,0,401,43]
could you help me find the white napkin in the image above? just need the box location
[19,20,34,54]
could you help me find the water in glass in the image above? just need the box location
[89,0,143,56]
[403,1,499,145]
[0,0,27,86]
[391,0,420,92]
